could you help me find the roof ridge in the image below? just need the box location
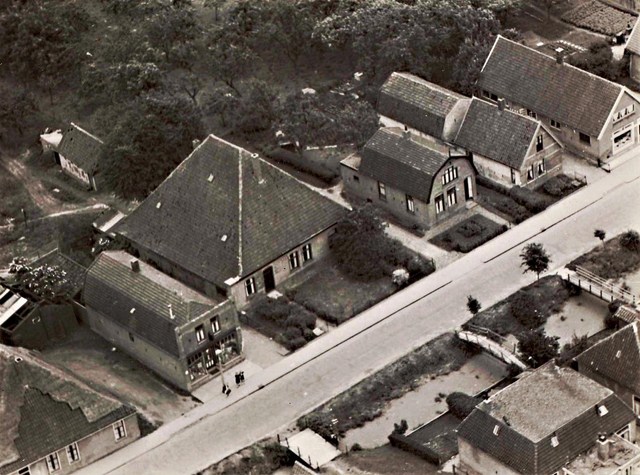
[237,149,243,277]
[69,122,104,145]
[470,96,540,125]
[494,35,624,91]
[389,72,466,98]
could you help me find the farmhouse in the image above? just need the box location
[0,344,140,475]
[478,35,640,162]
[115,134,346,309]
[457,363,639,475]
[341,127,476,228]
[454,98,563,188]
[627,19,640,83]
[56,123,103,190]
[84,251,242,392]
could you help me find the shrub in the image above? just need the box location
[543,176,571,197]
[563,280,582,296]
[458,220,484,238]
[393,419,409,434]
[298,413,336,442]
[253,297,291,323]
[508,186,551,213]
[518,329,559,367]
[620,230,640,252]
[350,443,363,452]
[608,299,623,315]
[505,363,522,379]
[476,175,509,194]
[446,392,482,419]
[285,311,316,330]
[510,292,543,328]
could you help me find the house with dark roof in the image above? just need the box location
[0,344,140,475]
[478,36,640,162]
[84,250,241,392]
[341,128,476,228]
[576,322,640,419]
[455,98,564,188]
[377,72,470,152]
[57,123,103,191]
[457,363,639,475]
[115,134,347,309]
[627,19,640,83]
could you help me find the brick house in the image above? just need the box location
[115,134,346,309]
[341,128,476,229]
[576,322,640,419]
[377,72,470,153]
[457,363,639,475]
[0,344,140,475]
[454,98,564,188]
[56,123,103,191]
[478,36,640,162]
[84,251,241,392]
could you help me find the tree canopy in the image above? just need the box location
[520,243,551,280]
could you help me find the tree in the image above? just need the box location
[0,85,37,140]
[568,40,625,81]
[96,93,204,199]
[594,229,606,245]
[81,60,164,105]
[466,295,482,315]
[518,329,559,367]
[520,243,551,280]
[0,1,91,101]
[620,230,640,252]
[446,392,482,419]
[143,4,199,68]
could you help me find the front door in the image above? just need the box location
[464,176,474,200]
[263,266,276,292]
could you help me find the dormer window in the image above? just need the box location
[597,404,609,417]
[493,425,500,436]
[551,435,559,447]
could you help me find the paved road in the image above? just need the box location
[78,156,640,475]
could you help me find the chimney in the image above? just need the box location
[597,434,610,462]
[130,258,140,272]
[251,153,265,184]
[497,98,505,112]
[402,126,412,141]
[556,48,564,65]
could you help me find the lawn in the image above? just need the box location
[567,232,640,280]
[297,333,477,439]
[288,261,397,325]
[430,215,507,253]
[465,275,572,337]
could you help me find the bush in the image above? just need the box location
[543,175,575,197]
[620,230,640,252]
[298,413,336,442]
[285,311,316,330]
[393,419,409,434]
[508,186,551,213]
[476,175,509,194]
[351,443,363,452]
[563,280,582,296]
[446,392,482,419]
[518,329,559,367]
[458,220,484,238]
[510,292,543,328]
[253,297,291,323]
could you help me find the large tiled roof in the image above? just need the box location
[627,18,640,55]
[458,364,634,474]
[576,322,640,395]
[378,72,467,141]
[478,36,624,137]
[116,135,346,286]
[454,98,543,169]
[359,128,451,202]
[0,345,133,474]
[84,251,220,356]
[57,123,103,174]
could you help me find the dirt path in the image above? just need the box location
[3,154,63,214]
[0,203,109,233]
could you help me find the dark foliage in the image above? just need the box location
[621,230,640,252]
[510,292,543,328]
[446,392,482,419]
[518,329,559,367]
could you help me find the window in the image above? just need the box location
[353,175,359,183]
[211,315,220,333]
[613,103,635,123]
[377,181,386,200]
[493,425,500,436]
[442,166,459,185]
[490,92,499,101]
[551,435,559,447]
[527,109,537,119]
[46,452,61,472]
[536,135,543,152]
[406,195,415,214]
[597,404,608,417]
[195,325,206,343]
[66,443,80,464]
[550,119,561,129]
[245,277,256,296]
[289,251,300,270]
[18,468,30,475]
[634,396,640,416]
[538,160,546,174]
[435,194,445,214]
[510,169,517,184]
[527,165,535,181]
[302,244,313,262]
[113,420,127,441]
[579,132,591,144]
[446,188,457,207]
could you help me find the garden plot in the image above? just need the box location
[562,0,636,36]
